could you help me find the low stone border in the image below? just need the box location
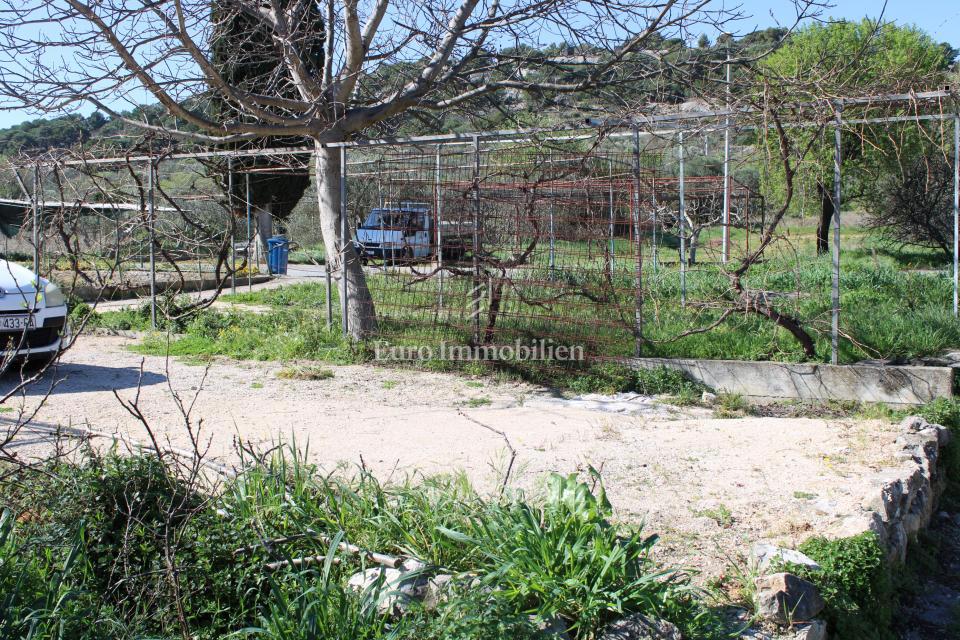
[745,415,953,640]
[837,415,951,564]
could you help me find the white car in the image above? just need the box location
[0,260,67,365]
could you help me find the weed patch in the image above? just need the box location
[0,450,730,639]
[277,365,335,381]
[788,532,894,640]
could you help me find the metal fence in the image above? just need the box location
[10,90,960,366]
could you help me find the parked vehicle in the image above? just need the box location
[0,260,68,365]
[353,203,472,263]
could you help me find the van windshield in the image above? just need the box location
[362,210,410,229]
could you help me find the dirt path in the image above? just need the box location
[2,334,906,578]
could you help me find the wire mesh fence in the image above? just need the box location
[8,95,960,368]
[341,135,765,362]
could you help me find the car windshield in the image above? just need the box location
[362,210,410,229]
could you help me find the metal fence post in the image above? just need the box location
[228,157,236,295]
[435,144,444,312]
[722,51,731,264]
[608,157,615,273]
[651,166,658,273]
[548,203,555,275]
[631,126,644,354]
[472,135,482,345]
[246,172,252,292]
[831,105,843,365]
[31,164,39,275]
[678,131,687,308]
[340,146,349,338]
[147,158,157,330]
[953,114,959,318]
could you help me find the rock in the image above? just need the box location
[835,510,885,539]
[754,573,825,624]
[811,498,840,516]
[900,415,928,432]
[346,566,431,615]
[530,614,571,639]
[702,391,718,406]
[862,478,904,522]
[398,558,427,573]
[899,466,929,511]
[886,520,908,564]
[599,613,682,639]
[792,619,827,640]
[347,567,402,593]
[934,424,952,447]
[422,574,454,610]
[751,543,822,573]
[903,480,935,538]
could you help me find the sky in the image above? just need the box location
[0,0,957,129]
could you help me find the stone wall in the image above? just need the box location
[744,415,953,639]
[834,415,952,564]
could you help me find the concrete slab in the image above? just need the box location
[628,357,953,405]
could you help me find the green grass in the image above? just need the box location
[276,365,335,380]
[694,504,734,528]
[0,448,730,639]
[209,226,960,366]
[127,309,365,365]
[88,226,960,395]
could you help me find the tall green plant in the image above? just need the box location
[440,472,707,638]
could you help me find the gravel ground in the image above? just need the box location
[1,334,907,579]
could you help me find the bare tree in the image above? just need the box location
[0,0,820,338]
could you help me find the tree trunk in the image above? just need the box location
[743,293,816,358]
[816,180,833,256]
[314,142,378,338]
[688,226,702,265]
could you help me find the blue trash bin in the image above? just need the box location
[267,236,290,275]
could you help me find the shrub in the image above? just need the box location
[792,532,894,640]
[633,366,705,397]
[406,588,543,640]
[567,363,706,399]
[243,539,398,640]
[0,449,734,639]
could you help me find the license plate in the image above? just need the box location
[0,315,35,331]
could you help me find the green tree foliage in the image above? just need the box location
[0,112,106,156]
[758,19,953,224]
